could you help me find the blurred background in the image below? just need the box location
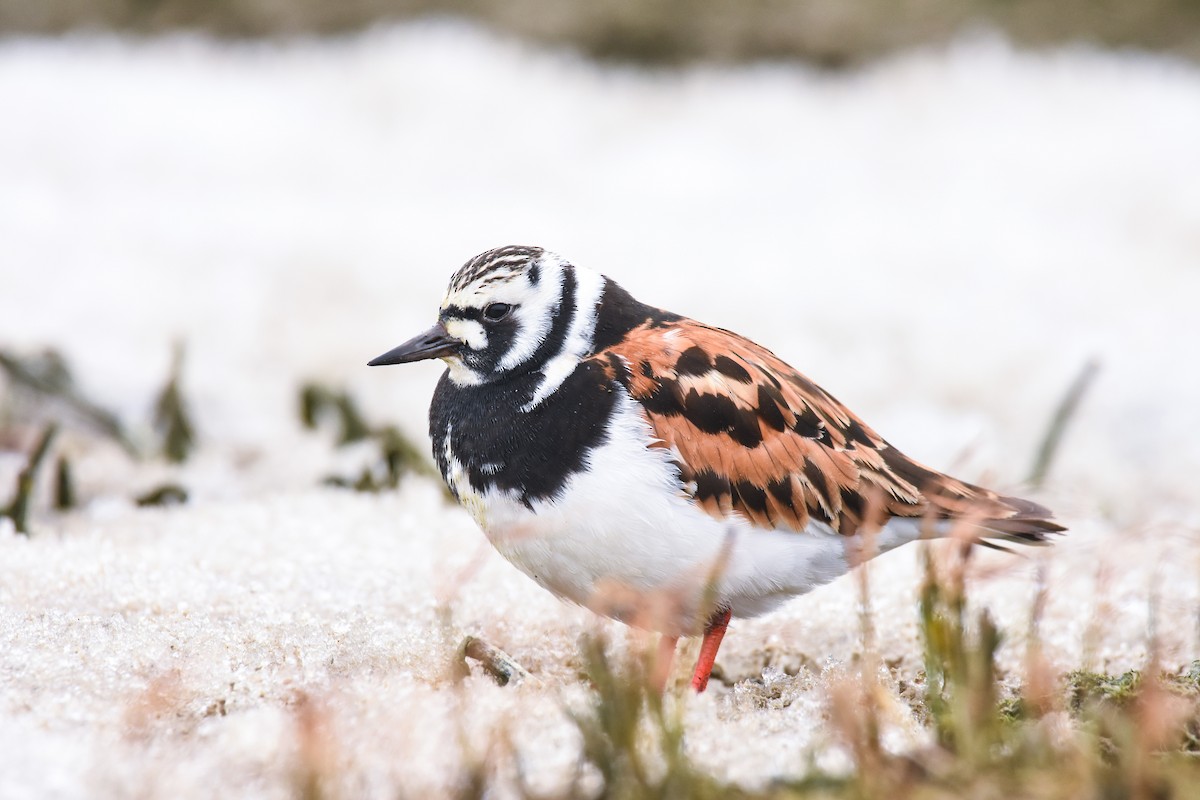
[5,0,1200,65]
[1,1,1198,515]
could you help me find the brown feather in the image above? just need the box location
[591,319,1063,541]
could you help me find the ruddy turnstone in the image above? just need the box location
[370,245,1062,692]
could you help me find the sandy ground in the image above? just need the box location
[1,23,1199,798]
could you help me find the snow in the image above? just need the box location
[1,22,1199,797]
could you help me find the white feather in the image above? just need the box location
[443,318,486,350]
[456,387,924,631]
[523,263,606,410]
[441,355,485,386]
[498,254,564,370]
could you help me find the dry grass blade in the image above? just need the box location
[566,630,742,800]
[53,454,75,510]
[3,423,59,535]
[1028,358,1099,488]
[152,343,197,463]
[290,693,340,800]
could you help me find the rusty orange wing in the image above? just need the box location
[593,318,1062,542]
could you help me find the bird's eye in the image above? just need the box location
[483,303,511,321]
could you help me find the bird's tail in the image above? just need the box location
[969,493,1065,549]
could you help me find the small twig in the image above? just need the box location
[460,635,529,687]
[1027,358,1099,489]
[4,423,59,535]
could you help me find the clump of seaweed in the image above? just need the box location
[0,348,135,454]
[1,344,200,530]
[135,483,190,508]
[300,383,371,446]
[299,381,437,492]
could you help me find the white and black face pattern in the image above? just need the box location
[438,246,607,399]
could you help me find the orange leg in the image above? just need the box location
[690,607,731,693]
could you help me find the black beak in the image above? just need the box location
[368,323,460,366]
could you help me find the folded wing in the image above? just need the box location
[593,319,1062,543]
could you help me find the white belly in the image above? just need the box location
[453,390,921,633]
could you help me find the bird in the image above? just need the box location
[369,245,1063,692]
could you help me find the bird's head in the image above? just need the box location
[369,245,605,388]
